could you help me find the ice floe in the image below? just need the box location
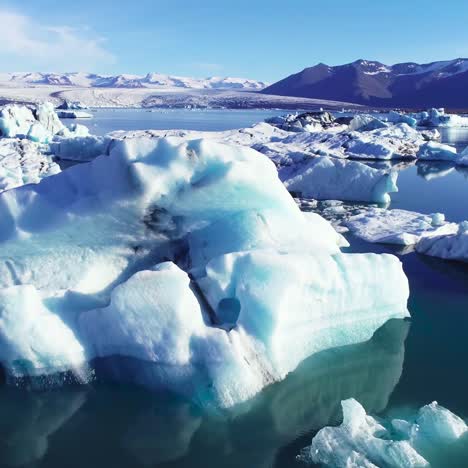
[299,398,468,468]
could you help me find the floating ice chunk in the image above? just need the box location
[345,208,457,245]
[279,157,398,203]
[34,102,65,136]
[386,110,418,127]
[304,399,429,467]
[0,105,36,138]
[0,138,60,191]
[0,136,410,406]
[349,114,389,132]
[0,285,86,377]
[0,103,68,143]
[415,401,468,445]
[266,111,337,132]
[51,135,111,161]
[416,221,468,262]
[345,124,423,160]
[417,141,458,161]
[413,108,468,128]
[56,100,88,110]
[303,399,468,467]
[56,110,93,119]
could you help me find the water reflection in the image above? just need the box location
[416,160,456,181]
[0,319,408,467]
[0,388,87,467]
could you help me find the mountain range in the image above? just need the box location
[262,59,468,108]
[0,72,268,91]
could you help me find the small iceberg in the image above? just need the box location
[299,398,468,467]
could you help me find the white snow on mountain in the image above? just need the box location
[0,71,268,90]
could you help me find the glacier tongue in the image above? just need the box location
[0,135,410,407]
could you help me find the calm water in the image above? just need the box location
[85,108,288,135]
[2,111,467,468]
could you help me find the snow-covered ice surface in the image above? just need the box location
[411,108,468,128]
[416,221,468,262]
[0,138,60,191]
[280,157,398,203]
[299,398,468,468]
[344,208,457,245]
[417,141,458,161]
[0,134,410,407]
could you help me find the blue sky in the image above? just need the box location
[0,0,467,81]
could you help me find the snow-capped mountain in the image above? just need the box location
[0,72,268,91]
[262,58,468,108]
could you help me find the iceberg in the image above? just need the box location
[300,398,468,468]
[56,110,93,119]
[51,135,111,162]
[266,111,341,132]
[0,136,410,406]
[348,114,389,132]
[386,110,418,127]
[0,138,60,192]
[417,141,458,161]
[56,100,89,110]
[0,105,38,139]
[279,157,398,203]
[0,102,88,144]
[412,108,468,128]
[344,208,457,245]
[416,221,468,263]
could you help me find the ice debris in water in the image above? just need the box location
[0,135,410,407]
[299,398,468,468]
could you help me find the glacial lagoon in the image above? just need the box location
[0,109,467,468]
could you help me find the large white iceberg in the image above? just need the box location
[300,398,468,467]
[0,136,410,406]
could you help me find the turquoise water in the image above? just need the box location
[1,111,467,467]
